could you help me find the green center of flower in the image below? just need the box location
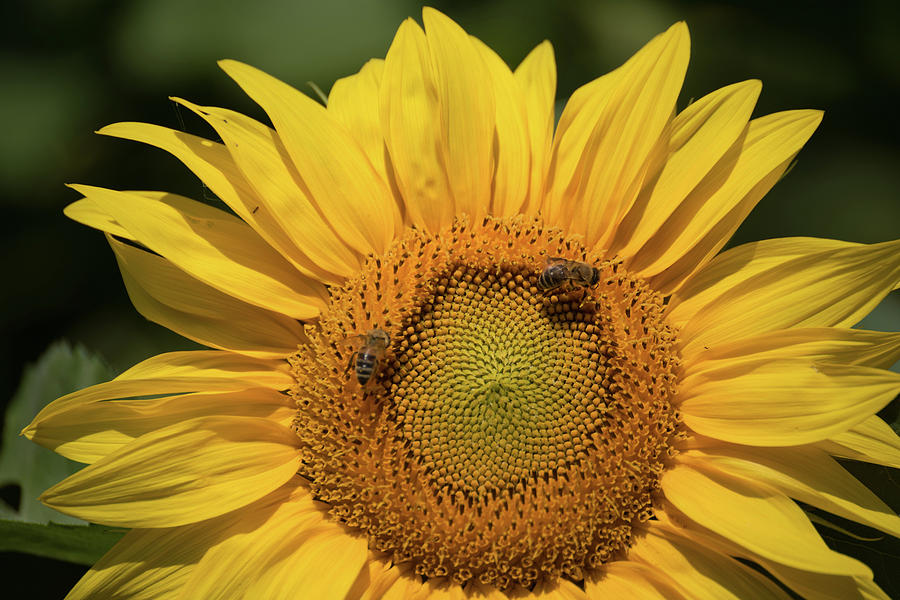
[390,263,612,494]
[290,217,683,590]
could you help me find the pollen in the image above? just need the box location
[289,216,683,590]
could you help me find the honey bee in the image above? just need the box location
[348,329,391,385]
[538,257,600,292]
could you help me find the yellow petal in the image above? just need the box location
[546,22,690,248]
[585,561,686,599]
[24,349,291,452]
[64,198,131,239]
[328,59,390,184]
[172,97,363,283]
[683,447,900,538]
[70,185,326,319]
[218,59,397,256]
[679,361,900,446]
[635,110,823,293]
[683,327,900,372]
[406,579,460,600]
[40,416,300,527]
[471,36,530,218]
[854,577,893,600]
[177,485,320,598]
[182,486,366,600]
[629,524,792,600]
[110,236,307,358]
[347,558,401,600]
[671,238,900,355]
[97,122,319,275]
[114,349,291,386]
[667,237,853,327]
[378,570,427,600]
[98,122,253,218]
[611,80,761,259]
[327,61,406,234]
[661,460,871,577]
[542,71,615,226]
[818,415,900,469]
[243,529,369,600]
[514,40,556,216]
[659,518,887,600]
[464,582,516,600]
[416,578,510,599]
[422,7,496,222]
[68,482,313,599]
[380,18,455,232]
[66,528,202,600]
[26,387,293,465]
[753,558,890,600]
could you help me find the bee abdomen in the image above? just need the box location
[355,353,377,384]
[538,265,566,290]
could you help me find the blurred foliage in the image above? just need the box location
[0,341,123,594]
[0,0,898,594]
[0,520,125,565]
[0,341,111,524]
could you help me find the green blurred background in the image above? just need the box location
[1,0,898,595]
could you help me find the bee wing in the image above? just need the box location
[571,263,592,278]
[371,328,391,348]
[545,257,569,266]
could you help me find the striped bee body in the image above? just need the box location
[351,329,391,385]
[538,258,600,292]
[538,259,571,291]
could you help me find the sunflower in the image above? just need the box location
[23,7,900,599]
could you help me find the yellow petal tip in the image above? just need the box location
[95,122,133,137]
[668,20,690,38]
[217,59,248,78]
[798,108,825,122]
[422,6,461,33]
[655,21,690,61]
[169,97,201,113]
[746,78,763,92]
[421,6,444,20]
[66,183,94,196]
[796,109,826,132]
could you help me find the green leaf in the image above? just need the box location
[0,341,113,524]
[0,520,125,565]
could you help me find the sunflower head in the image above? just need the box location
[290,215,684,588]
[21,7,900,600]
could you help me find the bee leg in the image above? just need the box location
[542,280,565,297]
[345,351,358,376]
[572,283,586,308]
[576,289,589,310]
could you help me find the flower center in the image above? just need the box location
[290,216,683,590]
